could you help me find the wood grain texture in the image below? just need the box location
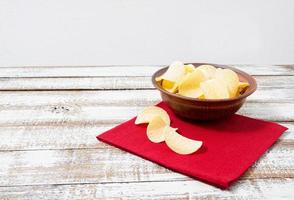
[0,122,292,151]
[0,102,293,127]
[0,66,160,78]
[0,75,293,90]
[0,80,293,128]
[0,65,293,199]
[0,84,293,110]
[0,142,293,187]
[0,65,293,78]
[1,179,294,200]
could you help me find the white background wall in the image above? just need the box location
[0,0,293,67]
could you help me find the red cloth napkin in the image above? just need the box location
[97,102,287,189]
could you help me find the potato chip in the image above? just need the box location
[237,82,250,95]
[135,106,170,125]
[157,61,246,100]
[196,65,217,79]
[146,116,168,143]
[184,64,195,74]
[165,128,203,155]
[167,84,179,93]
[215,68,239,97]
[198,94,205,100]
[178,69,206,98]
[200,79,230,99]
[162,80,178,93]
[179,87,203,98]
[162,74,188,94]
[162,80,175,91]
[155,61,185,82]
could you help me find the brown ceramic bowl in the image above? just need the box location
[152,63,257,121]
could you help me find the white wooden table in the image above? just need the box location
[0,65,293,199]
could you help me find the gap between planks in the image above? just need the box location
[0,88,293,108]
[0,122,293,151]
[0,103,293,126]
[0,65,293,78]
[1,74,294,79]
[0,177,290,188]
[0,178,294,200]
[0,141,293,187]
[0,75,293,91]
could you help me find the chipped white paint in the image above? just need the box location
[0,65,293,199]
[0,75,294,90]
[0,179,294,200]
[0,103,293,127]
[0,88,293,110]
[0,125,113,150]
[0,123,292,151]
[0,143,293,186]
[0,65,293,78]
[0,66,161,78]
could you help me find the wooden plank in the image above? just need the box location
[0,75,293,90]
[0,86,293,111]
[235,64,294,75]
[0,101,293,127]
[1,179,294,200]
[0,66,160,78]
[0,122,292,151]
[0,66,292,199]
[0,90,159,109]
[0,124,113,150]
[0,142,293,187]
[0,89,293,121]
[0,76,151,90]
[0,89,292,149]
[0,65,293,78]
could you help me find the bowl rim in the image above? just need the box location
[152,63,257,103]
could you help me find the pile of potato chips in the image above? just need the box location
[156,61,249,99]
[135,106,202,155]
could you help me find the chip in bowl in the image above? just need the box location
[156,61,250,100]
[178,69,206,98]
